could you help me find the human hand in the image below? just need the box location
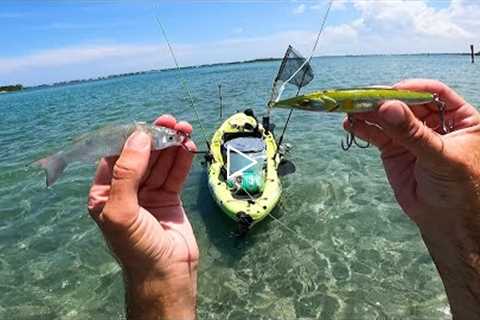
[344,79,480,318]
[88,115,198,320]
[344,79,480,227]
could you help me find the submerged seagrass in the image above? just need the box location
[35,122,184,187]
[2,55,462,319]
[272,88,434,113]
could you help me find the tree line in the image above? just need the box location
[0,84,23,92]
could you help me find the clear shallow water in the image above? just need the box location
[1,55,479,319]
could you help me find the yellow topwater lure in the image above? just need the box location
[272,87,449,150]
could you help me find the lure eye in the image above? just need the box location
[298,99,310,107]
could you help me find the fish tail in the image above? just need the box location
[35,153,68,187]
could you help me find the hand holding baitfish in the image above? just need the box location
[35,121,185,187]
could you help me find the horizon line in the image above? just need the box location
[3,51,476,90]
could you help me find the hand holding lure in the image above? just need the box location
[272,87,450,150]
[35,122,185,187]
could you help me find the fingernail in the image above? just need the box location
[175,121,193,135]
[380,103,406,126]
[125,131,150,150]
[155,114,176,128]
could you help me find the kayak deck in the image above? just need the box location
[207,111,282,228]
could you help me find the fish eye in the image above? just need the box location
[169,136,173,140]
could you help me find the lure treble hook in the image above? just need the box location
[341,114,370,151]
[433,94,451,134]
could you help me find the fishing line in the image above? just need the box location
[154,16,211,149]
[267,211,321,254]
[276,79,303,149]
[273,0,333,104]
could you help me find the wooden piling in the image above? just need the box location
[471,44,475,64]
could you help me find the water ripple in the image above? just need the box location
[1,55,471,319]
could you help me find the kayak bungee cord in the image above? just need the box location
[155,16,211,150]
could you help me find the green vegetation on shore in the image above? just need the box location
[29,57,282,90]
[22,52,478,91]
[0,84,23,93]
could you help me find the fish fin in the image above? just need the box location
[35,154,68,187]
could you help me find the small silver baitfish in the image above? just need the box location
[272,87,435,113]
[36,122,184,187]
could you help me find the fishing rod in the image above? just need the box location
[273,0,333,154]
[274,0,333,105]
[276,77,303,149]
[155,17,211,150]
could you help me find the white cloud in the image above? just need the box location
[0,29,352,85]
[311,0,344,11]
[331,0,348,10]
[449,0,480,28]
[293,4,306,15]
[2,0,480,85]
[325,23,358,39]
[309,0,478,54]
[0,43,197,85]
[0,45,167,74]
[311,0,478,40]
[351,0,474,39]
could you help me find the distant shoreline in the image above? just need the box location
[0,84,23,94]
[3,52,476,91]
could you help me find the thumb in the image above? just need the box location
[102,130,151,228]
[377,100,444,163]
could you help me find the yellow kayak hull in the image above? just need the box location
[207,112,282,225]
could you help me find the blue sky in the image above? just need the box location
[0,1,477,86]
